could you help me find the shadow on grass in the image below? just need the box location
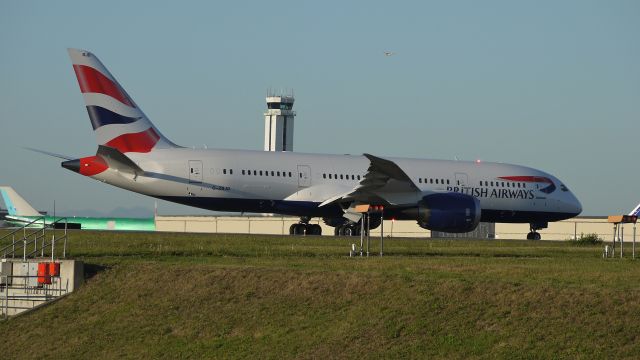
[84,263,110,280]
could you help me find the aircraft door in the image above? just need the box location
[297,165,311,187]
[189,160,203,184]
[455,173,469,187]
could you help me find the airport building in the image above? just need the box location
[264,94,295,152]
[154,215,631,241]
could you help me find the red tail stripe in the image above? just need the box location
[106,128,160,153]
[499,176,552,184]
[79,156,108,176]
[73,65,134,108]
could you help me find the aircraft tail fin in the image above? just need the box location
[67,48,179,153]
[0,187,41,216]
[629,203,640,217]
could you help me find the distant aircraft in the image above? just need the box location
[48,49,581,239]
[629,203,640,217]
[383,51,395,56]
[0,186,155,231]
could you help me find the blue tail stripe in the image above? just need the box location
[86,105,139,130]
[0,189,16,215]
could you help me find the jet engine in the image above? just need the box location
[403,193,481,233]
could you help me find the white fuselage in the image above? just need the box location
[87,148,582,223]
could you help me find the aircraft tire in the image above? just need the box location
[343,225,355,237]
[308,224,322,236]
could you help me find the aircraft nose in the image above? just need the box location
[570,193,582,216]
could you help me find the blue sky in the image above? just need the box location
[0,0,638,216]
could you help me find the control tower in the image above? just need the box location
[264,94,295,151]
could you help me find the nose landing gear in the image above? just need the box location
[526,231,541,240]
[527,222,547,240]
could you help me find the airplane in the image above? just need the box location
[54,48,581,240]
[0,186,155,231]
[383,51,395,56]
[629,203,640,218]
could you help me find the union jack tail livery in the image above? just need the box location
[68,48,177,153]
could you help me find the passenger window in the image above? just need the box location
[431,179,434,184]
[289,172,292,177]
[340,175,343,180]
[501,182,504,187]
[230,169,233,175]
[260,171,263,176]
[447,179,450,185]
[323,174,326,179]
[419,178,422,183]
[270,171,273,176]
[300,173,302,178]
[223,169,227,174]
[277,171,281,176]
[242,170,245,175]
[357,175,361,180]
[435,179,439,184]
[351,175,355,180]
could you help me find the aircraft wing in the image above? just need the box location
[320,153,422,208]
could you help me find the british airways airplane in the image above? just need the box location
[59,49,581,239]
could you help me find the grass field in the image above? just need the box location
[1,231,639,359]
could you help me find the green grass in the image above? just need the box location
[1,231,639,359]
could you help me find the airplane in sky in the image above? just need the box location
[55,48,581,239]
[0,186,155,231]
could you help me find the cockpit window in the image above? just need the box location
[560,184,568,192]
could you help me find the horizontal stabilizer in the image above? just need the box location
[24,147,74,160]
[96,145,144,177]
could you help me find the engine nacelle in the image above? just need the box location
[404,193,481,233]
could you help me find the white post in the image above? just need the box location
[380,210,384,257]
[621,225,624,259]
[360,215,365,257]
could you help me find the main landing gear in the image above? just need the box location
[334,223,361,237]
[289,218,322,236]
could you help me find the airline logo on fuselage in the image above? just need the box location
[447,186,535,200]
[446,176,556,200]
[498,176,556,194]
